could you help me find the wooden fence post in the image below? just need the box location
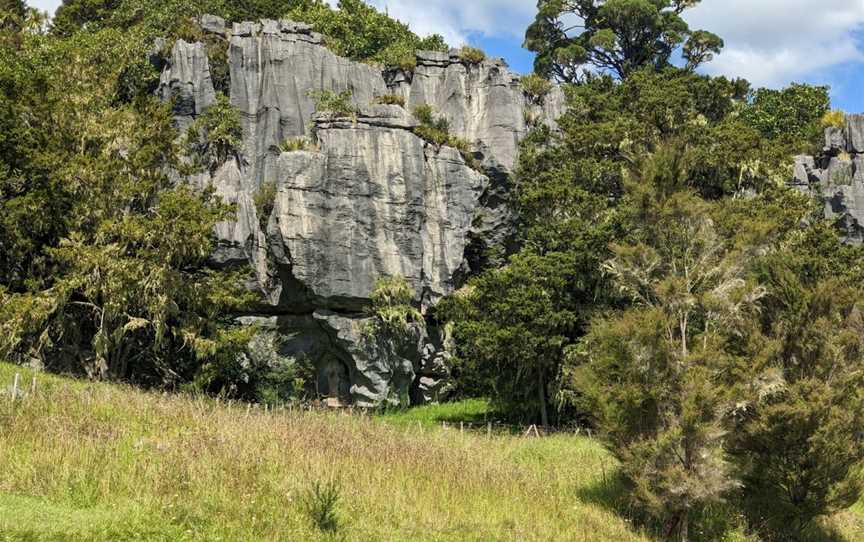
[12,373,20,399]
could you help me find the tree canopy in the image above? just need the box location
[524,0,723,82]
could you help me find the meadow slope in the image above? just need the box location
[0,364,861,541]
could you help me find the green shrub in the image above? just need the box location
[520,73,552,104]
[821,109,847,129]
[458,45,486,65]
[366,275,423,337]
[185,93,243,173]
[308,89,357,119]
[373,94,406,107]
[253,181,277,231]
[278,136,315,153]
[412,104,479,170]
[300,479,342,533]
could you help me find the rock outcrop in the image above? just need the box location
[792,115,864,243]
[157,16,564,406]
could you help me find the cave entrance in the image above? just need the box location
[317,358,350,408]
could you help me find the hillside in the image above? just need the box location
[0,363,635,541]
[0,363,862,541]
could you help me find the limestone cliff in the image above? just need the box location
[157,16,564,406]
[793,115,864,243]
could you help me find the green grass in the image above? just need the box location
[376,398,491,429]
[0,363,861,541]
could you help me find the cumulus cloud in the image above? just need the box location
[360,0,864,89]
[358,0,534,46]
[684,0,864,87]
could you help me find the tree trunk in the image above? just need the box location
[537,369,549,428]
[679,511,689,542]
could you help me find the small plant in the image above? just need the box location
[821,109,847,129]
[300,479,342,533]
[366,275,423,337]
[278,137,314,153]
[185,93,243,173]
[309,89,357,119]
[520,73,552,104]
[253,181,278,232]
[373,94,406,107]
[375,42,418,73]
[411,104,479,170]
[458,45,486,65]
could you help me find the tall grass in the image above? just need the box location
[0,364,647,541]
[0,363,860,541]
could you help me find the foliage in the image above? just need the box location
[300,479,342,532]
[411,104,479,170]
[366,275,423,338]
[821,109,847,129]
[740,84,831,153]
[524,0,723,82]
[725,225,864,540]
[520,73,553,105]
[372,94,406,107]
[189,328,312,404]
[571,154,767,539]
[278,136,315,153]
[185,93,243,173]
[288,0,447,69]
[253,181,278,232]
[0,28,253,387]
[309,89,357,119]
[457,45,486,64]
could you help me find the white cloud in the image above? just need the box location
[360,0,864,90]
[28,0,61,14]
[684,0,864,87]
[359,0,535,45]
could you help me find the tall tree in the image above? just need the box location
[524,0,723,82]
[575,193,762,541]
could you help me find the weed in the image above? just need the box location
[373,94,406,107]
[278,137,316,153]
[458,46,486,65]
[309,89,357,119]
[822,110,847,129]
[412,105,480,170]
[520,73,552,105]
[254,181,277,231]
[300,479,342,533]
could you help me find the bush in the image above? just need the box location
[366,275,423,337]
[457,45,486,65]
[308,89,357,119]
[373,94,406,107]
[412,104,479,170]
[520,73,552,104]
[278,136,315,153]
[300,479,342,533]
[253,181,277,232]
[185,93,242,173]
[821,109,847,129]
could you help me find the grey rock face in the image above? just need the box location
[793,114,864,243]
[158,40,215,132]
[158,18,562,405]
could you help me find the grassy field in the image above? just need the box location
[0,363,861,541]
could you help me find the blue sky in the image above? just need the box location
[28,0,864,112]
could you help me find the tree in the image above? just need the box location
[573,183,765,541]
[0,0,26,32]
[524,0,723,82]
[726,224,864,540]
[439,251,582,426]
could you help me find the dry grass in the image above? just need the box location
[0,363,861,541]
[0,364,647,541]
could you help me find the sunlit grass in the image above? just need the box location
[0,363,860,541]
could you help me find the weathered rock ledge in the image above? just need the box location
[157,15,564,405]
